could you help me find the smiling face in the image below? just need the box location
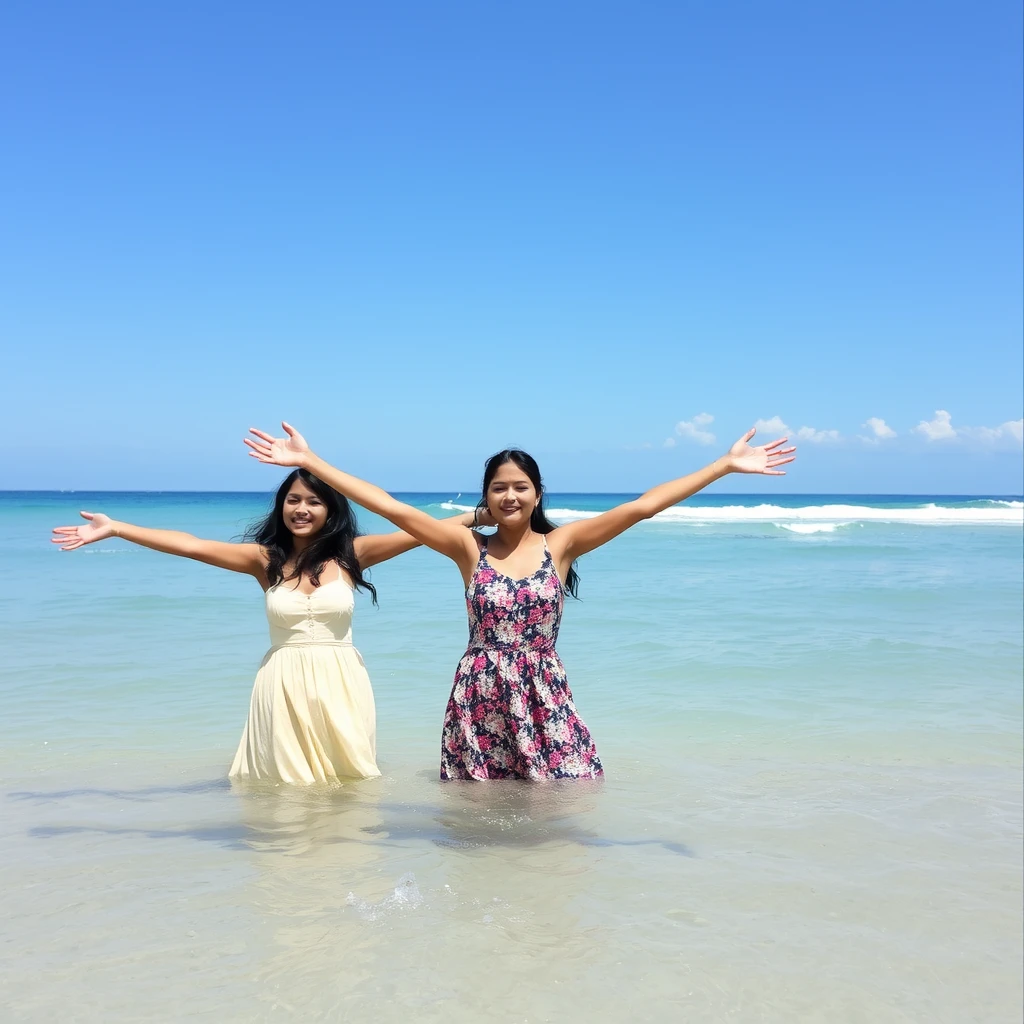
[282,477,328,539]
[486,460,539,529]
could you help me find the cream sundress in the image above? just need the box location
[229,568,380,783]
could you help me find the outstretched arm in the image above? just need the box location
[355,510,486,570]
[552,429,796,562]
[246,423,480,576]
[51,512,266,578]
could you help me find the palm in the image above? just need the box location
[728,430,797,476]
[245,423,310,466]
[51,511,114,551]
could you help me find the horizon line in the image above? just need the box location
[2,489,1021,499]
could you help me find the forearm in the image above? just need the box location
[108,521,208,558]
[633,457,732,518]
[303,454,409,521]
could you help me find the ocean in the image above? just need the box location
[1,490,1021,1021]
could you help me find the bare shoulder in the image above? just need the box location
[457,525,485,562]
[251,543,272,582]
[455,530,487,587]
[544,524,573,557]
[457,526,487,565]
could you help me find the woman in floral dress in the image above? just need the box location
[245,423,796,781]
[442,524,599,780]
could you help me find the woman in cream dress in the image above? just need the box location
[52,467,481,783]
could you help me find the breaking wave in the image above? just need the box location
[438,500,1022,526]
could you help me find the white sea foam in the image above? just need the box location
[665,502,1021,525]
[545,503,1023,526]
[545,507,601,520]
[438,499,1022,526]
[777,522,843,534]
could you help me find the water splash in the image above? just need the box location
[346,872,423,922]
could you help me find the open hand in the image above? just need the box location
[727,429,796,475]
[245,422,311,467]
[51,511,117,551]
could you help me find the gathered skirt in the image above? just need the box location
[229,644,380,784]
[440,646,604,781]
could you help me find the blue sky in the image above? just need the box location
[2,1,1021,494]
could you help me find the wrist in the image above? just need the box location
[298,450,317,471]
[714,455,735,477]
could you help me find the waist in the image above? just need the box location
[466,640,556,655]
[267,639,356,652]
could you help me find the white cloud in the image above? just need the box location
[914,410,957,441]
[753,416,790,436]
[795,426,841,443]
[662,437,676,448]
[672,412,716,445]
[863,417,896,440]
[961,419,1024,446]
[912,410,1022,446]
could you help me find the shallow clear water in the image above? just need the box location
[1,492,1021,1021]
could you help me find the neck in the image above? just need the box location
[290,535,313,555]
[495,522,535,548]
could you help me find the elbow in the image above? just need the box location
[631,499,658,522]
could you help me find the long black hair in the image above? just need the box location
[245,469,377,604]
[477,449,580,599]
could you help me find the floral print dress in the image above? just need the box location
[440,537,604,781]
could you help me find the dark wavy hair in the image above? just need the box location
[477,449,580,599]
[245,469,377,604]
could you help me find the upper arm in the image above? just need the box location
[376,502,480,575]
[355,531,421,570]
[550,501,648,562]
[184,540,266,578]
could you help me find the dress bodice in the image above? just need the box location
[465,541,563,652]
[265,579,355,648]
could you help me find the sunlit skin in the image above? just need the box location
[242,422,797,784]
[49,494,333,586]
[50,468,482,593]
[46,436,486,787]
[480,462,548,580]
[486,463,537,525]
[243,421,797,590]
[282,478,328,552]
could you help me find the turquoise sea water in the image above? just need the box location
[1,491,1022,1021]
